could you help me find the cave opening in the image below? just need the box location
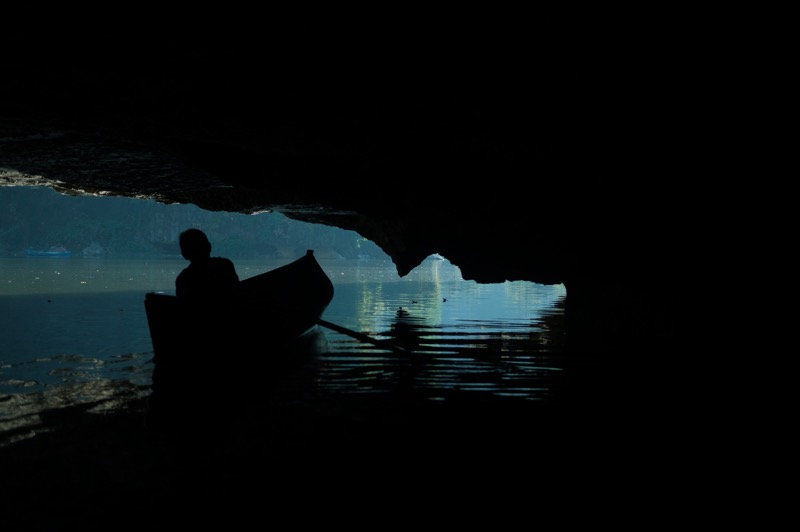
[1,184,569,410]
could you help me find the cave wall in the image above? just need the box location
[0,20,705,358]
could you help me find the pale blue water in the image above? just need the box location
[0,254,566,434]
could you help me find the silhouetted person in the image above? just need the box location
[176,228,239,300]
[147,229,240,435]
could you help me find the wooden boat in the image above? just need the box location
[143,250,334,425]
[25,247,71,257]
[145,249,334,361]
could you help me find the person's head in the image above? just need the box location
[179,228,212,262]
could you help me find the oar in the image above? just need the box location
[316,318,412,355]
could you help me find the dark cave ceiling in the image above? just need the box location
[0,19,711,355]
[1,21,696,286]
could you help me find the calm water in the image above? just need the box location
[0,254,566,441]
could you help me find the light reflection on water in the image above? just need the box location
[0,255,566,443]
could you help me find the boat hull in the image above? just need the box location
[143,250,334,428]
